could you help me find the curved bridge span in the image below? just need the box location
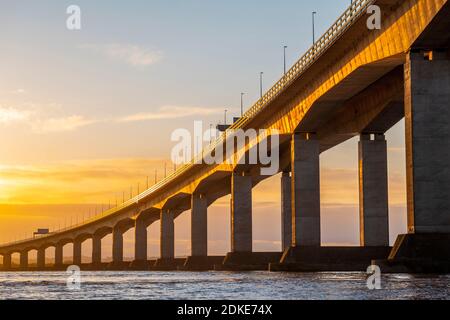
[1,0,449,272]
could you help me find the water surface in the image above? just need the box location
[0,271,448,300]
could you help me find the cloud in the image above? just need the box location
[0,158,169,205]
[0,105,95,133]
[119,105,223,122]
[0,106,30,123]
[1,103,223,132]
[80,43,163,67]
[11,89,25,95]
[31,115,96,133]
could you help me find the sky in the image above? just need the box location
[0,0,407,261]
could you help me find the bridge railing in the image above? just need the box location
[0,0,374,248]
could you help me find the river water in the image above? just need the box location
[0,271,448,300]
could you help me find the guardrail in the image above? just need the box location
[0,0,374,248]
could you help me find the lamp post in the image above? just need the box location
[260,72,264,99]
[240,92,245,117]
[312,11,317,48]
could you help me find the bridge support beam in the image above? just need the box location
[181,193,210,271]
[92,234,102,266]
[73,240,82,266]
[191,193,208,257]
[291,133,321,247]
[152,209,177,270]
[2,253,11,270]
[231,173,252,253]
[20,250,28,269]
[404,51,450,234]
[281,172,292,251]
[37,248,45,269]
[358,133,389,247]
[377,51,450,273]
[272,133,326,271]
[55,244,63,267]
[160,209,175,260]
[217,173,258,270]
[112,228,124,265]
[134,218,148,263]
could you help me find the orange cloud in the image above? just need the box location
[0,158,172,205]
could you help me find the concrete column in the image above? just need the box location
[160,210,175,259]
[404,51,450,233]
[112,228,124,264]
[3,253,11,269]
[291,133,321,246]
[191,193,208,257]
[134,218,148,262]
[358,134,390,246]
[281,172,292,251]
[37,248,45,269]
[55,244,63,266]
[20,250,28,269]
[92,234,102,265]
[231,173,252,253]
[73,240,82,266]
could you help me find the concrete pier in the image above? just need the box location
[152,210,176,270]
[217,252,282,271]
[91,236,103,267]
[218,173,276,271]
[20,251,28,269]
[231,173,252,253]
[281,172,292,251]
[191,193,208,257]
[271,246,392,272]
[73,240,82,266]
[181,256,225,271]
[160,209,175,260]
[55,243,63,267]
[291,133,321,246]
[37,248,45,269]
[358,133,389,246]
[380,51,450,272]
[3,254,11,270]
[92,234,102,266]
[134,218,148,262]
[404,51,450,234]
[112,228,124,265]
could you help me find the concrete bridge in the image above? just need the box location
[1,0,449,273]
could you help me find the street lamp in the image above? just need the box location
[283,45,288,75]
[312,11,317,48]
[260,72,264,99]
[240,92,245,117]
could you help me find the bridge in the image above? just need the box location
[1,0,449,273]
